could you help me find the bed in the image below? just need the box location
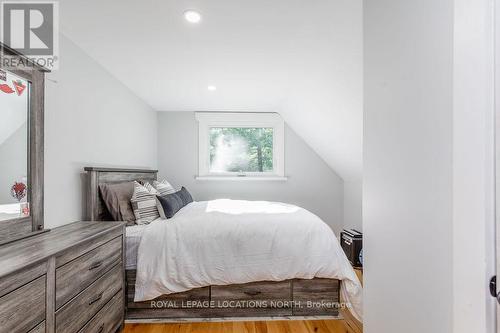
[84,167,362,324]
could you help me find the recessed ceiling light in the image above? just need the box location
[207,85,217,91]
[184,10,201,23]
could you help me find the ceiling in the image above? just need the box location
[59,0,362,181]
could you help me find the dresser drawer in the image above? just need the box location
[79,291,124,333]
[292,278,340,316]
[56,236,122,308]
[55,226,123,267]
[0,262,46,298]
[0,275,46,333]
[211,280,291,305]
[126,270,209,309]
[56,264,123,333]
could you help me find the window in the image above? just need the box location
[196,113,285,180]
[209,127,274,173]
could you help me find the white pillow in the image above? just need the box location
[130,181,159,225]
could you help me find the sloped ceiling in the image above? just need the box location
[59,0,362,181]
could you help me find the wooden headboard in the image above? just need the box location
[84,167,158,221]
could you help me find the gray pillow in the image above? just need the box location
[99,182,136,225]
[156,187,193,219]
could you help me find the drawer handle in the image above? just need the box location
[88,292,103,306]
[89,261,103,270]
[244,290,262,296]
[97,324,104,333]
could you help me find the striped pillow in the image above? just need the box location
[144,182,158,194]
[131,181,159,225]
[153,180,176,196]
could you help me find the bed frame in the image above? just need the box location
[84,167,344,322]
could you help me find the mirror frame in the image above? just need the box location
[0,43,46,244]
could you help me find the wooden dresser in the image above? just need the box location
[0,221,125,333]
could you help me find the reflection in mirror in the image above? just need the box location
[0,69,30,221]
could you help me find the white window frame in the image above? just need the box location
[195,112,286,181]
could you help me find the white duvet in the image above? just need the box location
[134,199,362,321]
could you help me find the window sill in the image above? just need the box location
[195,176,288,181]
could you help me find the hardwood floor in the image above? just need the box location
[123,320,351,333]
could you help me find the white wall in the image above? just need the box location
[364,1,495,333]
[343,181,362,231]
[44,35,158,228]
[453,0,495,332]
[157,112,344,234]
[364,1,454,332]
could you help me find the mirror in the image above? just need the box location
[0,69,30,221]
[0,43,45,244]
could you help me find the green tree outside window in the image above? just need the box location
[209,127,273,173]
